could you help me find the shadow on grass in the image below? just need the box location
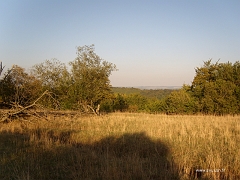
[0,129,180,179]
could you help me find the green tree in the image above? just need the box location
[32,59,72,109]
[233,61,240,112]
[191,60,239,115]
[32,59,71,90]
[0,65,42,106]
[125,94,148,112]
[113,94,128,112]
[69,45,117,114]
[145,98,167,113]
[165,88,195,114]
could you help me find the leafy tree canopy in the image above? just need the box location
[0,65,41,106]
[191,59,240,115]
[69,45,117,113]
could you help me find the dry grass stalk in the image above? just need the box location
[0,113,239,179]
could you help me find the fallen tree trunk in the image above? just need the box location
[0,90,50,123]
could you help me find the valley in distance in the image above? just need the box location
[114,86,182,90]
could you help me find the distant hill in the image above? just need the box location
[134,86,181,90]
[111,87,179,99]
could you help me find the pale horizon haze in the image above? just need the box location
[1,0,240,87]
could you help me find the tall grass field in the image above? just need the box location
[0,113,239,179]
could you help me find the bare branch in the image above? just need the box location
[0,90,51,123]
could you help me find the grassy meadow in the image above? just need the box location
[0,113,239,179]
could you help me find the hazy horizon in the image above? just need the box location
[1,0,240,87]
[113,86,182,90]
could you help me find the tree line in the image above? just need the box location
[0,45,117,115]
[0,45,239,115]
[107,60,240,115]
[112,87,174,99]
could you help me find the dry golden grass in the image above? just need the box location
[0,113,239,179]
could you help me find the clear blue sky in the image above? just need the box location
[1,0,240,87]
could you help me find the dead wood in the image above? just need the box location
[87,105,99,116]
[77,101,100,116]
[0,90,52,123]
[0,61,5,76]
